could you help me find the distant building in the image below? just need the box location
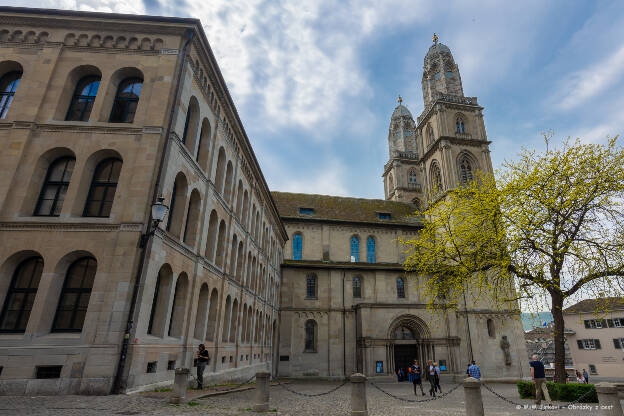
[563,297,624,378]
[521,312,553,332]
[524,323,573,367]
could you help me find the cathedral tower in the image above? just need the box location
[382,96,423,204]
[417,35,494,198]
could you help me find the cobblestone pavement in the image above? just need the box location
[0,380,619,416]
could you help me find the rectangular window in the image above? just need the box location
[167,360,176,370]
[299,208,315,215]
[613,318,623,328]
[377,212,391,220]
[439,359,447,371]
[614,338,624,349]
[376,361,383,373]
[36,365,62,379]
[588,364,597,375]
[146,361,157,373]
[582,339,596,349]
[221,356,226,363]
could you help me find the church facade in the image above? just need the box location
[274,38,527,380]
[0,7,525,395]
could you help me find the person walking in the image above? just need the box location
[407,365,413,383]
[582,369,589,384]
[426,360,436,397]
[575,370,584,383]
[411,359,425,396]
[530,354,552,407]
[196,344,210,389]
[467,360,481,380]
[433,361,442,393]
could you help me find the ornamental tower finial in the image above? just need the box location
[398,95,403,104]
[432,33,438,44]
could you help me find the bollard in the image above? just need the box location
[463,377,484,416]
[350,373,368,416]
[595,383,624,416]
[253,371,270,412]
[169,368,189,404]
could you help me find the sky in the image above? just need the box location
[15,0,624,199]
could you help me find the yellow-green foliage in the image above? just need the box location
[402,136,624,380]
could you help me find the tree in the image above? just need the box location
[402,136,624,383]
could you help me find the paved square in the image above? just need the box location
[1,380,619,415]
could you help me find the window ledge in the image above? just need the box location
[303,350,317,353]
[305,297,318,300]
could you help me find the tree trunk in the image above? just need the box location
[551,292,567,383]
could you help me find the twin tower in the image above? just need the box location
[383,36,494,206]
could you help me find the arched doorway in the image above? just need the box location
[388,315,432,374]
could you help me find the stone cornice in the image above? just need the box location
[420,135,491,163]
[279,216,422,230]
[282,260,407,271]
[0,221,143,232]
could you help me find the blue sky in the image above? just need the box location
[19,0,624,199]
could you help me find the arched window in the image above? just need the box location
[0,256,43,332]
[304,319,317,352]
[52,257,96,332]
[34,157,75,216]
[83,158,122,217]
[65,76,100,121]
[366,237,375,263]
[396,277,405,298]
[487,319,495,338]
[306,274,316,299]
[408,169,418,186]
[458,155,474,185]
[205,289,219,341]
[456,117,465,134]
[109,77,142,123]
[0,71,22,119]
[388,174,394,193]
[430,162,442,193]
[427,124,434,146]
[147,264,172,337]
[292,233,302,260]
[350,236,360,262]
[352,276,361,298]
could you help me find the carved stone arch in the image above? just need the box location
[0,30,9,42]
[89,35,101,47]
[153,38,164,50]
[128,37,139,49]
[77,34,89,47]
[456,150,478,185]
[387,314,431,339]
[102,36,114,48]
[115,36,127,48]
[64,33,76,46]
[140,37,151,50]
[11,30,23,42]
[429,159,443,192]
[24,31,37,43]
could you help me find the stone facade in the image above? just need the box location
[0,7,285,395]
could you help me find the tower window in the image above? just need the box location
[396,277,405,298]
[352,276,361,298]
[458,155,474,185]
[430,162,442,192]
[456,117,465,134]
[306,274,317,299]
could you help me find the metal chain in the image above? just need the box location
[273,378,349,397]
[482,383,597,412]
[368,381,461,403]
[188,371,256,392]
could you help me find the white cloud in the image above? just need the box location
[553,46,624,111]
[269,160,350,196]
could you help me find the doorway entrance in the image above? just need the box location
[394,344,417,373]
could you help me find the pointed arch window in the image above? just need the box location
[306,274,316,299]
[0,256,43,333]
[430,162,442,193]
[427,124,434,146]
[66,76,101,121]
[352,276,361,298]
[0,71,22,119]
[396,277,405,298]
[456,117,465,134]
[83,158,122,217]
[109,77,142,123]
[408,170,418,185]
[52,257,96,332]
[34,157,75,216]
[350,236,360,262]
[366,237,375,263]
[292,233,302,260]
[304,319,317,352]
[459,155,474,185]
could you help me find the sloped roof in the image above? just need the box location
[271,192,421,227]
[563,297,624,314]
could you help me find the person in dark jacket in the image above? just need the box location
[427,360,436,397]
[196,344,210,389]
[411,359,425,396]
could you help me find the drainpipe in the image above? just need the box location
[342,270,346,377]
[111,28,194,394]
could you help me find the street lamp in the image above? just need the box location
[140,196,168,247]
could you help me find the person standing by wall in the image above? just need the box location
[530,354,552,407]
[427,360,436,397]
[467,360,481,380]
[196,344,210,389]
[582,369,589,384]
[433,361,441,393]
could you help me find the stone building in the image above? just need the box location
[0,7,285,394]
[524,323,574,367]
[564,297,624,378]
[275,38,527,380]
